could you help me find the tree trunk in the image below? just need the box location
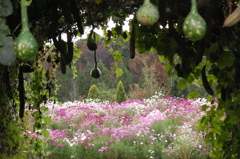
[0,65,20,157]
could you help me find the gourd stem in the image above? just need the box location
[191,0,197,12]
[21,0,29,32]
[93,32,98,68]
[94,50,97,68]
[144,0,150,4]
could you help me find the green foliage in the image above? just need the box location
[87,85,100,99]
[0,0,13,17]
[0,65,23,157]
[114,67,123,77]
[0,36,16,66]
[24,65,51,156]
[54,66,78,102]
[170,77,189,97]
[114,80,128,103]
[167,75,208,98]
[117,65,133,93]
[76,62,93,99]
[130,60,164,100]
[2,0,240,158]
[177,77,187,90]
[113,50,124,61]
[0,4,15,66]
[93,62,113,88]
[97,82,115,102]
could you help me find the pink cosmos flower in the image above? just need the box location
[124,136,133,139]
[98,146,107,152]
[56,144,64,147]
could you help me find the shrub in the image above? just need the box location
[114,80,128,103]
[97,82,115,102]
[87,85,100,99]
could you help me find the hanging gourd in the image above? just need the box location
[90,50,101,78]
[14,0,38,61]
[136,0,159,26]
[89,32,101,78]
[183,0,206,41]
[87,30,97,51]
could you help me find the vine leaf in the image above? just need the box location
[177,77,187,89]
[42,129,50,138]
[217,52,234,70]
[74,47,82,58]
[229,114,240,124]
[188,91,200,99]
[0,0,13,17]
[95,0,102,4]
[113,50,124,61]
[0,18,9,34]
[201,104,210,111]
[204,43,218,56]
[0,18,10,46]
[0,37,16,66]
[115,68,123,77]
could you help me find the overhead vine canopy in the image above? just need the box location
[1,0,240,158]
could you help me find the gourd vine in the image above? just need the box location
[24,62,51,157]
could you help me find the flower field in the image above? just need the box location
[23,93,213,159]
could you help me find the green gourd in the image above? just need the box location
[90,50,101,78]
[183,0,206,41]
[14,0,38,61]
[87,37,97,51]
[136,0,159,26]
[87,30,97,51]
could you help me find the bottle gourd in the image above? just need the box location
[90,50,101,78]
[183,0,206,41]
[14,0,38,61]
[136,0,159,26]
[87,30,97,51]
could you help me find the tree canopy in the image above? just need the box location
[1,0,240,158]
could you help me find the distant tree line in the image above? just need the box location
[53,37,207,102]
